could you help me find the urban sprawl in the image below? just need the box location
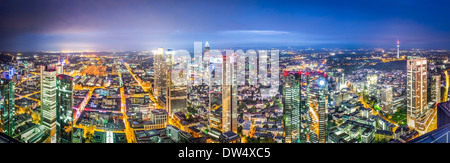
[1,41,450,143]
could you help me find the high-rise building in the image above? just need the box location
[336,72,346,91]
[222,52,238,133]
[56,74,73,143]
[397,41,400,59]
[40,65,60,143]
[203,41,210,85]
[302,72,312,143]
[207,47,238,134]
[381,86,393,113]
[56,65,63,75]
[166,49,188,116]
[282,71,301,143]
[153,48,167,105]
[0,78,15,136]
[366,74,377,88]
[318,75,328,143]
[431,75,441,104]
[406,57,427,129]
[187,42,210,115]
[208,50,224,133]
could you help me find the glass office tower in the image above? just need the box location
[56,74,73,143]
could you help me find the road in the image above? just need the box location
[120,86,135,143]
[347,83,398,131]
[122,62,182,141]
[72,74,135,142]
[15,74,38,86]
[15,91,40,100]
[73,88,95,124]
[444,70,449,102]
[309,107,319,136]
[72,62,156,143]
[123,62,162,109]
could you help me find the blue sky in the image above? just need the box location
[1,0,450,51]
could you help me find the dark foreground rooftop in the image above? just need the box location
[408,123,450,143]
[0,132,21,143]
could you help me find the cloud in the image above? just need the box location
[219,30,290,35]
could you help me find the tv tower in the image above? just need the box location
[397,40,400,59]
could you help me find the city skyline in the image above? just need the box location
[1,0,450,147]
[0,41,449,144]
[2,0,450,51]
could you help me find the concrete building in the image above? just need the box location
[219,131,241,143]
[381,86,393,114]
[40,65,61,143]
[0,78,15,136]
[282,72,301,143]
[431,75,441,104]
[318,75,328,143]
[406,57,427,129]
[153,48,167,105]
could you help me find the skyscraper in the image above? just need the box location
[207,47,238,135]
[56,74,73,143]
[208,50,224,134]
[166,49,188,116]
[431,75,441,104]
[406,57,427,129]
[381,86,393,114]
[40,65,60,143]
[302,72,312,142]
[153,48,167,105]
[203,41,210,86]
[0,78,15,136]
[222,52,238,133]
[336,72,346,91]
[318,75,328,143]
[366,74,377,88]
[188,42,210,117]
[56,65,63,75]
[282,71,301,143]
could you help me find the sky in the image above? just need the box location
[1,0,450,51]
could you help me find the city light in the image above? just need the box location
[319,80,325,86]
[0,0,449,147]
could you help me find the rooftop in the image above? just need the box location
[221,131,240,140]
[0,132,20,143]
[408,123,450,143]
[437,101,450,128]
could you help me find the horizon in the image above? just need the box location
[2,43,449,53]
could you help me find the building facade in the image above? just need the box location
[381,86,393,113]
[318,75,328,143]
[166,48,188,117]
[431,75,441,104]
[282,72,301,143]
[40,65,59,143]
[0,78,15,136]
[406,57,428,129]
[153,48,167,104]
[221,52,238,133]
[56,74,73,143]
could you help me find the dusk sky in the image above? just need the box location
[1,0,450,51]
